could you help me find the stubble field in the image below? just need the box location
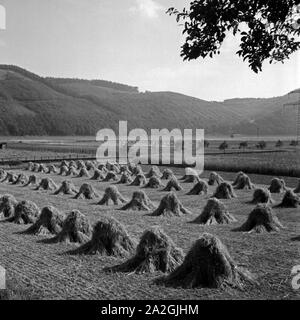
[0,163,299,300]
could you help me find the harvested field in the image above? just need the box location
[0,164,299,300]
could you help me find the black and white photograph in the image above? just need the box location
[0,0,299,306]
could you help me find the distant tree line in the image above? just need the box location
[46,78,139,93]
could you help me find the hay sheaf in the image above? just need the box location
[55,180,79,196]
[121,191,155,211]
[8,173,19,183]
[3,173,18,184]
[106,162,120,173]
[277,190,300,208]
[233,173,254,190]
[27,162,34,171]
[180,168,199,182]
[208,172,224,186]
[70,217,135,257]
[76,160,86,170]
[24,175,38,187]
[91,169,105,181]
[47,164,57,174]
[32,163,40,172]
[146,166,162,178]
[66,166,78,177]
[107,227,184,274]
[183,175,200,183]
[193,198,236,225]
[52,210,91,244]
[112,163,121,173]
[127,162,137,174]
[120,165,132,175]
[59,165,69,176]
[250,188,273,205]
[144,176,164,189]
[0,169,7,181]
[161,168,174,180]
[36,178,58,191]
[75,183,99,199]
[163,178,183,192]
[85,161,95,171]
[232,171,245,186]
[132,165,143,176]
[13,174,29,186]
[187,179,208,195]
[235,204,284,233]
[158,233,254,289]
[97,163,105,171]
[25,206,65,235]
[118,172,133,184]
[59,160,69,168]
[103,171,119,182]
[38,164,47,173]
[98,165,108,174]
[268,178,287,193]
[151,192,192,217]
[294,180,300,193]
[98,186,127,205]
[69,160,77,168]
[213,182,236,199]
[130,174,147,186]
[0,194,18,219]
[77,168,90,178]
[9,200,40,224]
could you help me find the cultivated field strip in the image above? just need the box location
[0,165,299,299]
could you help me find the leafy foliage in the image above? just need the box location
[167,1,300,72]
[46,78,138,93]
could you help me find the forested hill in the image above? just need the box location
[0,65,297,136]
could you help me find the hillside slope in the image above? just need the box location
[0,65,297,136]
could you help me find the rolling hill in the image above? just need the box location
[0,65,297,136]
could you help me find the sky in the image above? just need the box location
[0,0,299,101]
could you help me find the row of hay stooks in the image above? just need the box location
[0,161,299,289]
